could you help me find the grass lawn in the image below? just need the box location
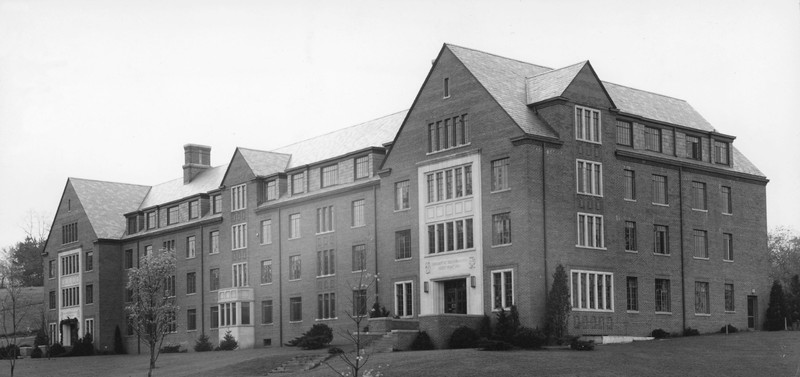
[4,331,798,376]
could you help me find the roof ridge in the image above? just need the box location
[237,147,291,157]
[149,164,227,187]
[527,60,588,79]
[602,80,687,102]
[444,43,553,71]
[69,177,150,188]
[272,109,408,152]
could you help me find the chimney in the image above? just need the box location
[183,144,211,184]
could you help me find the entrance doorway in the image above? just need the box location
[61,321,78,346]
[747,296,758,330]
[443,279,467,314]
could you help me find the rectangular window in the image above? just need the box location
[491,269,514,310]
[232,262,248,287]
[576,160,603,196]
[289,255,301,280]
[189,200,199,219]
[686,135,701,160]
[624,221,637,252]
[61,286,80,307]
[695,282,710,315]
[428,114,468,153]
[241,302,251,326]
[261,300,273,324]
[714,140,730,165]
[645,126,662,152]
[210,231,219,254]
[213,195,222,214]
[289,297,302,322]
[187,272,196,294]
[317,250,335,277]
[654,225,669,255]
[317,292,336,320]
[266,180,278,201]
[231,184,246,211]
[616,120,632,146]
[291,172,305,194]
[321,164,338,188]
[62,222,78,244]
[165,275,176,297]
[723,233,734,261]
[624,169,636,200]
[693,230,708,259]
[127,216,137,234]
[49,260,55,278]
[210,306,219,328]
[395,230,412,260]
[491,158,509,192]
[355,156,369,179]
[125,249,133,269]
[49,291,56,310]
[316,206,334,233]
[427,218,474,254]
[351,245,366,272]
[351,200,365,227]
[162,239,175,252]
[353,289,367,316]
[186,236,196,258]
[210,268,220,291]
[492,213,511,246]
[570,270,613,311]
[443,77,450,98]
[85,251,93,272]
[626,277,638,311]
[692,181,707,210]
[575,106,601,143]
[721,186,732,214]
[725,283,735,312]
[85,318,94,337]
[395,281,413,317]
[652,175,668,205]
[231,223,247,250]
[187,309,197,331]
[577,213,605,249]
[261,260,272,284]
[395,180,410,211]
[147,211,157,229]
[426,165,472,203]
[167,206,179,225]
[61,254,79,275]
[655,279,671,313]
[289,213,301,239]
[85,284,93,304]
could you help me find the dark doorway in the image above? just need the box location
[747,295,758,329]
[443,279,467,314]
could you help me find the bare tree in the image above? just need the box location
[0,260,32,377]
[125,249,179,377]
[769,226,800,288]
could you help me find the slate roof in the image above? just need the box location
[238,148,291,177]
[526,61,588,105]
[69,178,150,239]
[139,164,227,209]
[446,44,559,139]
[273,110,407,169]
[603,82,714,132]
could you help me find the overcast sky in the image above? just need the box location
[0,0,798,249]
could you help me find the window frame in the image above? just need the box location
[186,272,196,295]
[394,281,414,318]
[261,299,274,325]
[351,245,366,273]
[291,172,305,195]
[693,229,708,259]
[289,213,301,239]
[260,219,272,245]
[570,270,614,312]
[316,206,335,234]
[85,284,93,305]
[626,276,638,312]
[616,120,632,146]
[576,159,603,197]
[351,200,365,228]
[167,206,179,225]
[491,158,510,192]
[653,225,670,255]
[317,292,337,320]
[186,235,196,259]
[320,164,338,188]
[316,249,335,277]
[209,268,220,291]
[354,156,369,180]
[686,135,702,160]
[289,297,302,322]
[395,229,412,260]
[724,283,735,312]
[576,213,605,249]
[575,105,602,144]
[624,169,636,201]
[723,233,734,261]
[652,174,668,205]
[427,217,474,254]
[260,260,273,285]
[394,180,410,211]
[692,181,707,211]
[491,212,512,246]
[644,126,662,152]
[624,221,637,252]
[231,184,247,211]
[713,140,730,165]
[187,308,197,331]
[695,281,710,315]
[85,251,93,272]
[655,278,672,313]
[491,269,514,311]
[721,186,733,214]
[231,223,247,250]
[188,200,199,219]
[210,230,219,254]
[289,255,301,281]
[232,262,248,287]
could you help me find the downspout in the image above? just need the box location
[136,240,141,355]
[200,224,205,337]
[541,142,549,304]
[373,185,379,299]
[678,167,686,331]
[277,207,283,347]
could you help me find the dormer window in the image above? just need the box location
[713,140,730,165]
[127,216,137,234]
[321,165,338,188]
[686,135,701,160]
[444,77,450,99]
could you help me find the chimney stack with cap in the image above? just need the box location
[183,144,211,184]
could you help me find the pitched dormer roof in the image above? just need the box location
[69,178,150,239]
[139,164,227,209]
[526,61,589,105]
[238,148,291,177]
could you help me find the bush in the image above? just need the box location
[651,329,669,339]
[570,338,595,351]
[49,342,66,357]
[683,327,700,336]
[285,324,333,349]
[720,324,738,333]
[64,334,94,357]
[114,325,126,354]
[0,344,19,359]
[194,334,214,352]
[512,327,546,349]
[160,343,183,353]
[449,326,479,349]
[478,339,514,351]
[494,306,521,343]
[766,280,787,331]
[370,302,391,318]
[31,346,43,358]
[328,347,344,355]
[34,328,49,347]
[478,315,492,339]
[217,330,238,351]
[410,331,435,351]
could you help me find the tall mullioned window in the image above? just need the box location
[317,206,334,234]
[351,200,365,227]
[289,297,302,322]
[395,230,412,260]
[492,213,511,246]
[655,279,671,312]
[289,256,301,280]
[395,281,413,317]
[725,284,735,312]
[624,221,637,252]
[577,213,604,249]
[692,181,707,210]
[624,169,636,200]
[575,106,601,143]
[576,160,603,196]
[231,223,247,250]
[693,230,708,259]
[427,114,469,153]
[652,175,668,205]
[723,233,734,261]
[491,158,509,192]
[426,165,472,203]
[654,225,669,255]
[645,126,662,152]
[317,249,335,277]
[317,292,336,320]
[616,120,632,146]
[260,260,272,284]
[231,184,246,211]
[491,269,514,311]
[62,222,78,244]
[626,277,638,311]
[232,262,248,287]
[428,218,474,254]
[695,282,710,315]
[721,186,732,214]
[571,270,613,311]
[395,180,410,210]
[61,254,79,275]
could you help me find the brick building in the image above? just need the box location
[42,44,769,351]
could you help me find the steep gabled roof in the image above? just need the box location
[603,81,714,132]
[69,178,150,239]
[273,110,407,169]
[446,44,558,139]
[139,164,227,209]
[238,148,291,177]
[526,61,588,104]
